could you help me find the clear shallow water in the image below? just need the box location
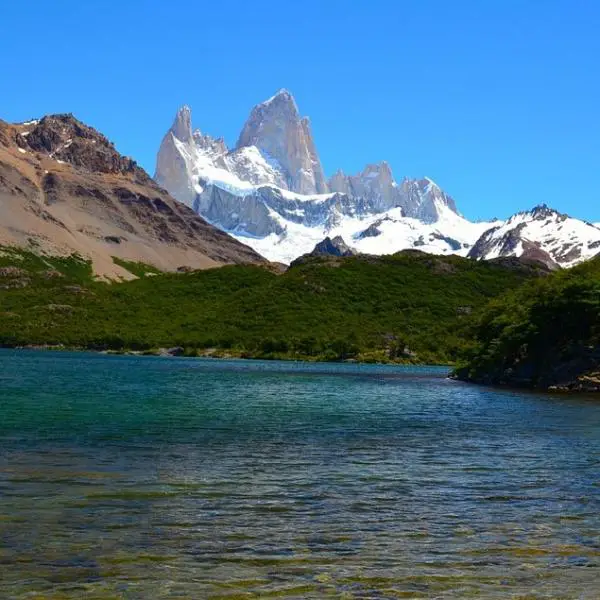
[1,351,599,599]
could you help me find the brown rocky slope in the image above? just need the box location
[0,114,265,279]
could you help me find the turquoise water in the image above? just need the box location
[1,351,599,599]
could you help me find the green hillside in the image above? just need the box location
[0,247,543,364]
[453,256,600,389]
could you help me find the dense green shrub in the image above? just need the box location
[455,257,600,385]
[0,248,540,364]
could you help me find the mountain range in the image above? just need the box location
[155,89,600,268]
[1,92,599,277]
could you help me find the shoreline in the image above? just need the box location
[7,345,599,394]
[449,370,600,395]
[3,343,449,368]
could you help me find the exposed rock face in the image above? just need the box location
[155,106,200,208]
[25,114,143,178]
[469,205,600,268]
[155,91,533,264]
[355,221,386,239]
[171,105,193,143]
[236,90,328,195]
[400,177,459,222]
[0,115,265,279]
[329,163,396,213]
[489,255,557,275]
[308,236,356,258]
[328,165,457,222]
[416,232,465,252]
[193,130,228,156]
[301,117,328,194]
[194,184,379,239]
[290,235,358,267]
[195,186,285,238]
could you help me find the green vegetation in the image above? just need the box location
[0,247,542,364]
[112,256,162,278]
[0,246,94,281]
[454,257,600,388]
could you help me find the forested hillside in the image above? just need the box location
[0,248,542,364]
[454,257,600,390]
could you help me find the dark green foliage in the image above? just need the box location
[0,248,539,363]
[455,257,600,387]
[111,257,162,278]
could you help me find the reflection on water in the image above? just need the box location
[1,351,599,598]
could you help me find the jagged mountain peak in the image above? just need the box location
[362,161,394,182]
[419,176,439,189]
[529,202,553,212]
[16,113,145,180]
[327,164,458,222]
[507,204,557,220]
[398,176,459,218]
[317,235,356,256]
[500,205,572,228]
[403,176,438,191]
[171,105,193,142]
[261,88,298,109]
[165,108,227,157]
[242,89,301,129]
[235,90,328,195]
[23,113,110,149]
[527,204,562,220]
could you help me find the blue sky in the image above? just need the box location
[2,0,599,221]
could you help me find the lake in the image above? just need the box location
[1,350,599,598]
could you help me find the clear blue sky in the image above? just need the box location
[2,0,599,221]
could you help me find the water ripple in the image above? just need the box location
[1,350,600,598]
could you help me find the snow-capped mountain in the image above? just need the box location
[236,89,328,195]
[154,90,600,266]
[469,205,600,268]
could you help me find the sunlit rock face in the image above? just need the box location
[236,89,328,195]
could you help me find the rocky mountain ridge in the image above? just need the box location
[0,114,265,278]
[468,205,600,268]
